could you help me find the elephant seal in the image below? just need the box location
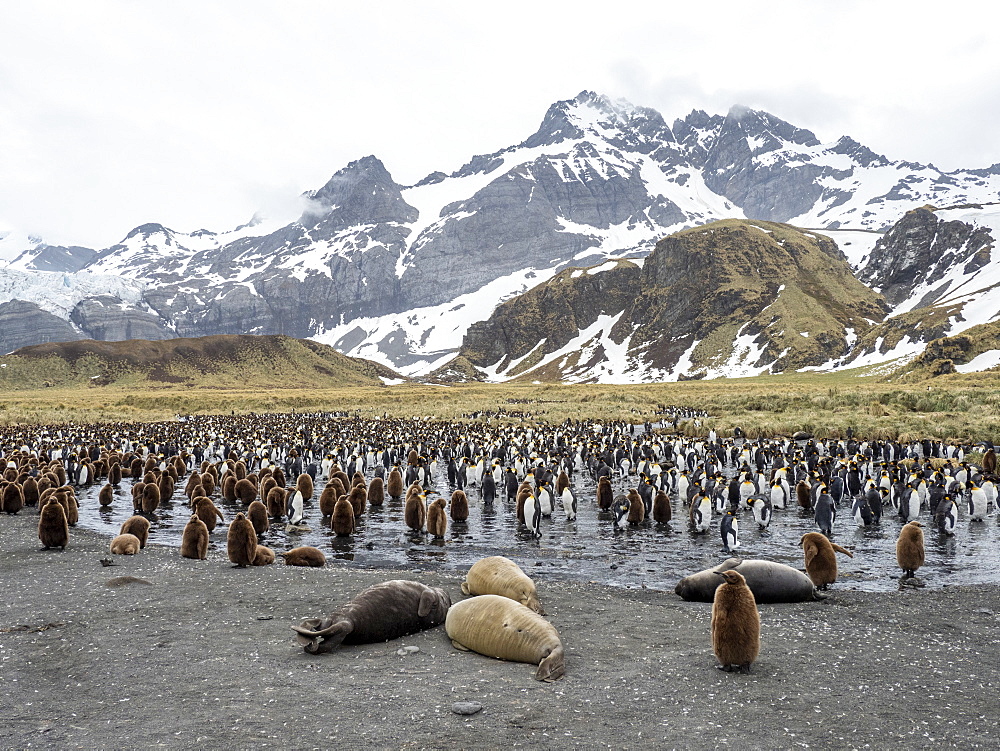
[446,595,564,682]
[461,556,544,614]
[292,580,450,654]
[674,558,821,603]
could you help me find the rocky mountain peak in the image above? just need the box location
[522,91,674,150]
[302,155,417,229]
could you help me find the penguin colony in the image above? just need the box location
[0,414,994,594]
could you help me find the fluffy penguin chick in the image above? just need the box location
[711,569,760,673]
[896,521,925,579]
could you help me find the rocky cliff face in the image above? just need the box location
[0,300,83,356]
[460,220,888,382]
[858,207,993,307]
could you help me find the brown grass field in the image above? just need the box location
[1,365,999,443]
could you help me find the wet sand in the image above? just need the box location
[2,513,999,750]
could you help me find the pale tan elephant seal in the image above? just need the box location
[445,594,564,681]
[461,556,545,614]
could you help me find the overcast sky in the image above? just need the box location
[1,1,996,248]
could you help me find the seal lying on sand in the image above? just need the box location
[461,556,545,614]
[292,580,451,654]
[674,557,821,603]
[445,594,565,681]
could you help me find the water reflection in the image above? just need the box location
[73,458,1000,593]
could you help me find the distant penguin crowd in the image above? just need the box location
[0,412,993,593]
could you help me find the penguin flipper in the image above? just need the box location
[831,543,854,558]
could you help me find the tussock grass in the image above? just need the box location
[1,369,999,442]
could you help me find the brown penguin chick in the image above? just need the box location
[407,448,419,466]
[516,484,532,524]
[1,482,24,514]
[234,461,247,481]
[265,486,287,519]
[234,478,258,505]
[180,514,209,560]
[351,471,366,489]
[627,488,645,524]
[983,448,997,475]
[221,474,238,502]
[596,476,613,510]
[348,484,367,517]
[184,472,203,498]
[98,483,114,507]
[252,545,276,566]
[22,476,39,507]
[110,533,141,555]
[259,476,277,504]
[157,473,175,503]
[120,515,151,548]
[38,497,69,550]
[711,569,761,673]
[331,495,356,536]
[427,496,448,538]
[800,532,853,590]
[200,472,216,497]
[896,520,925,579]
[450,490,470,522]
[108,462,122,487]
[59,490,79,526]
[332,470,350,492]
[555,470,570,496]
[280,546,326,567]
[652,490,672,524]
[227,512,258,568]
[367,477,385,507]
[796,480,812,510]
[272,467,287,488]
[296,473,314,501]
[386,468,404,499]
[131,482,145,512]
[319,484,339,516]
[191,496,224,531]
[405,491,428,532]
[129,457,144,479]
[141,483,161,514]
[246,500,270,536]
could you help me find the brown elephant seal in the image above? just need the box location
[712,570,760,673]
[445,594,564,682]
[461,556,545,614]
[675,558,821,603]
[292,580,451,654]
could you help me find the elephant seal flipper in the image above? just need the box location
[451,639,472,651]
[292,618,355,654]
[536,645,565,682]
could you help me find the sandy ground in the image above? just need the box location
[2,513,1000,750]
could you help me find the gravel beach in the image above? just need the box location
[2,513,999,750]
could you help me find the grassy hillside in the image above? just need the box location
[0,334,401,391]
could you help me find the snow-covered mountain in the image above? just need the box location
[3,91,1000,375]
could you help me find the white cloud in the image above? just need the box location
[0,0,997,248]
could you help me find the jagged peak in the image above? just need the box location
[123,223,172,242]
[522,91,672,150]
[723,105,820,149]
